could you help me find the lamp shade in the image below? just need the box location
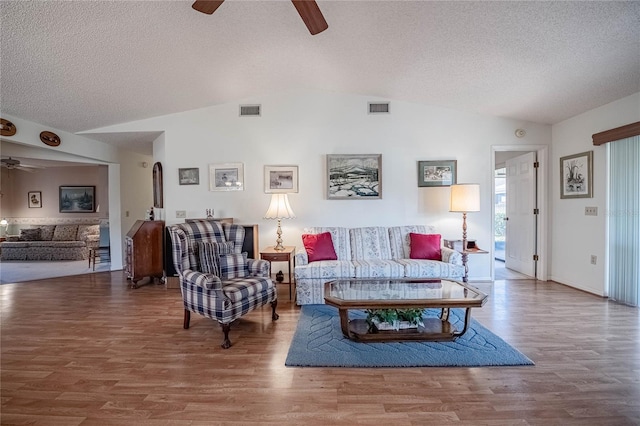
[450,184,480,212]
[264,194,296,220]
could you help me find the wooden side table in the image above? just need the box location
[461,247,488,283]
[260,246,296,300]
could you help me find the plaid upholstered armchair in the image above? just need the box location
[168,220,278,348]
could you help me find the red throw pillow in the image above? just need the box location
[302,232,338,262]
[409,233,442,260]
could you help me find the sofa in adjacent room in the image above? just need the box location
[294,225,465,305]
[0,223,100,261]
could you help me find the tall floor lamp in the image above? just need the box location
[450,184,480,282]
[264,194,296,251]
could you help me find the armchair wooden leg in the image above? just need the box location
[271,300,279,320]
[220,323,231,349]
[183,310,191,329]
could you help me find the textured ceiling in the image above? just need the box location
[1,1,639,154]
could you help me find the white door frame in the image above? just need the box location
[491,145,548,281]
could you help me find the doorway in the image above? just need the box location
[492,145,549,281]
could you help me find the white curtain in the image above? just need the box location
[608,135,640,306]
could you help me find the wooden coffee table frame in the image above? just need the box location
[324,279,488,342]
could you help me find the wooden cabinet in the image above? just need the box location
[125,220,164,288]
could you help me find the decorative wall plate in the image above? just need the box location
[40,131,61,147]
[0,118,17,136]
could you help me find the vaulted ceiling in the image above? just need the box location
[1,1,639,153]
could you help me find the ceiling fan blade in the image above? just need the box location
[16,166,36,173]
[291,0,328,35]
[192,0,225,15]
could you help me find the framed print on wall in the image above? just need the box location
[178,168,199,185]
[417,160,457,187]
[209,163,244,191]
[327,154,382,199]
[560,151,593,199]
[28,191,42,208]
[264,165,298,193]
[59,186,95,213]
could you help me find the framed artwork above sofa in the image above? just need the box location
[59,186,95,213]
[28,191,42,208]
[327,154,381,199]
[417,160,457,187]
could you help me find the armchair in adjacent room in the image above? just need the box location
[167,219,278,348]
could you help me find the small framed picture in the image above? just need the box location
[209,163,244,191]
[560,151,593,199]
[264,165,298,193]
[417,160,457,187]
[59,186,95,213]
[28,191,42,208]
[178,168,199,185]
[327,154,382,199]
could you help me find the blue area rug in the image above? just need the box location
[285,305,534,368]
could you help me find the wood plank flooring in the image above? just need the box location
[1,273,639,425]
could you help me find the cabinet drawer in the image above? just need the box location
[262,253,290,262]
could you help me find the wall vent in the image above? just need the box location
[239,104,261,117]
[368,102,390,114]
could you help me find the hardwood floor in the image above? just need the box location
[1,273,639,425]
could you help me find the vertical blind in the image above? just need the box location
[608,135,640,306]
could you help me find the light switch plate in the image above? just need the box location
[176,210,186,218]
[585,207,598,216]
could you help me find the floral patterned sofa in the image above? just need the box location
[0,223,100,261]
[294,225,465,305]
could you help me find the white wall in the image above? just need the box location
[550,92,640,295]
[96,91,552,281]
[1,114,119,163]
[117,151,154,238]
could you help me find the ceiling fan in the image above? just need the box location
[0,158,44,173]
[192,0,329,35]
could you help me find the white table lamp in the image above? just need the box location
[264,194,296,251]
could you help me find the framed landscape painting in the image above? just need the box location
[59,186,95,213]
[178,168,199,185]
[327,154,381,199]
[560,151,593,199]
[417,160,457,187]
[264,165,298,193]
[209,163,244,191]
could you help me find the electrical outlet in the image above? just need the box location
[585,207,598,216]
[590,255,597,265]
[176,210,186,218]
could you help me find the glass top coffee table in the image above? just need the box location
[324,278,488,342]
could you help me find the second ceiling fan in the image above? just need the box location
[192,0,328,35]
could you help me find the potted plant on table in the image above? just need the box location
[365,308,425,332]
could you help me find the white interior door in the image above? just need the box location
[505,152,536,277]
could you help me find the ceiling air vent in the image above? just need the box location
[239,104,261,117]
[368,102,390,114]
